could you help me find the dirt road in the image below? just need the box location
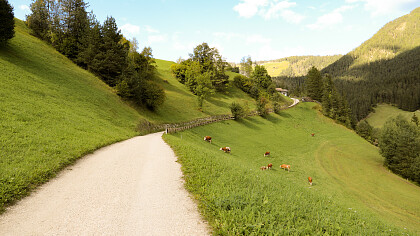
[0,132,209,235]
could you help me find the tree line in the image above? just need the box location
[26,0,165,110]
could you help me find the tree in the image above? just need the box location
[240,56,253,77]
[379,115,420,183]
[0,0,15,44]
[27,0,50,40]
[356,120,373,142]
[252,65,272,89]
[257,96,269,116]
[194,72,215,110]
[230,102,245,120]
[306,66,323,101]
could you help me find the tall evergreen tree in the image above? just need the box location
[306,66,323,101]
[96,16,128,86]
[0,0,14,44]
[27,0,49,40]
[252,65,272,89]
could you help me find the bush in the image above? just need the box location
[257,97,269,116]
[356,120,373,143]
[379,115,420,183]
[137,80,166,110]
[230,102,245,120]
[0,0,15,44]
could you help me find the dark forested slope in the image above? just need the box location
[323,7,420,121]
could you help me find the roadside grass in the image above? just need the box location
[366,104,420,128]
[163,102,420,235]
[261,61,290,77]
[0,20,141,211]
[135,60,258,123]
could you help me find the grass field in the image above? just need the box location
[260,61,290,77]
[163,102,420,235]
[366,104,420,128]
[136,60,258,123]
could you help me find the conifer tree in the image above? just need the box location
[306,66,323,101]
[0,0,14,44]
[27,0,49,40]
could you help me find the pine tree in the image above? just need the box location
[27,0,49,40]
[306,66,323,101]
[0,0,14,44]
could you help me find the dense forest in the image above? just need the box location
[322,7,420,121]
[26,0,165,110]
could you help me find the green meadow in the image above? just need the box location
[366,104,420,128]
[0,20,260,211]
[164,102,420,235]
[260,61,290,77]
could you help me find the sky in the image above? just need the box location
[9,0,420,62]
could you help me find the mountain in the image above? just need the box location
[257,55,342,77]
[323,7,420,121]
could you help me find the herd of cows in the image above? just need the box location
[203,136,314,186]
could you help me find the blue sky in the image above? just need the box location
[9,0,420,62]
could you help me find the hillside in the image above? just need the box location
[0,19,261,212]
[0,19,142,211]
[138,60,257,123]
[323,7,420,121]
[164,102,420,235]
[366,104,420,128]
[258,55,342,77]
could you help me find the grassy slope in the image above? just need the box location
[366,104,420,128]
[0,20,142,210]
[164,102,420,235]
[136,59,257,123]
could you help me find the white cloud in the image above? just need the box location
[307,5,354,30]
[233,0,268,18]
[233,0,304,23]
[145,25,159,33]
[345,0,418,16]
[120,23,140,39]
[19,5,30,11]
[246,34,272,44]
[147,34,167,44]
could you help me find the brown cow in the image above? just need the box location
[204,136,212,143]
[311,133,315,137]
[308,177,313,186]
[264,151,270,157]
[260,166,267,170]
[267,163,273,169]
[280,164,291,172]
[220,147,231,153]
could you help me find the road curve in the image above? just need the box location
[0,132,209,235]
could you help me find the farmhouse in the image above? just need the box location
[276,88,288,96]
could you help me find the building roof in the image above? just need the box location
[275,88,288,92]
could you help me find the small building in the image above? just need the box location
[276,88,288,97]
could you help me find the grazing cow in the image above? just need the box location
[220,147,231,153]
[308,177,313,186]
[311,133,315,137]
[260,166,267,170]
[280,164,291,172]
[204,136,212,143]
[267,163,273,169]
[264,151,270,157]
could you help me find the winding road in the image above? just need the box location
[0,132,209,235]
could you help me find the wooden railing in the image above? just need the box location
[136,98,301,135]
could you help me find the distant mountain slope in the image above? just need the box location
[323,7,420,121]
[258,55,342,77]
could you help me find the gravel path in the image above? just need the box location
[0,132,209,235]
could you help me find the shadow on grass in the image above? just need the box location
[277,112,292,118]
[235,118,260,130]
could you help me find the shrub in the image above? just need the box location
[230,102,245,120]
[257,97,269,116]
